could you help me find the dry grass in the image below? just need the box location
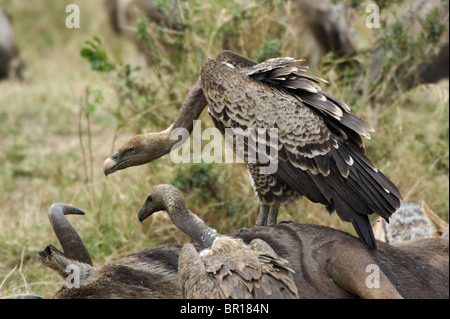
[0,0,448,298]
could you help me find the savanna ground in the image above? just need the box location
[0,0,448,298]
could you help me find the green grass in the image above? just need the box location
[0,0,448,298]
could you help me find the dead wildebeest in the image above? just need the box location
[37,203,181,299]
[15,201,448,299]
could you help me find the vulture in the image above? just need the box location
[103,50,402,249]
[138,183,299,299]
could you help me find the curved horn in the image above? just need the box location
[48,203,93,265]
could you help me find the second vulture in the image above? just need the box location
[138,184,299,299]
[103,51,402,249]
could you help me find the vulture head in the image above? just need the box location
[102,79,207,176]
[138,184,219,248]
[138,184,190,223]
[103,130,173,175]
[137,185,168,222]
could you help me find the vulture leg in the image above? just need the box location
[255,203,280,226]
[267,203,280,226]
[255,205,270,226]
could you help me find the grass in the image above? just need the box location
[0,0,448,298]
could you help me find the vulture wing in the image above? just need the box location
[178,243,225,298]
[201,237,298,299]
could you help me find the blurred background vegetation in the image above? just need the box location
[0,0,448,297]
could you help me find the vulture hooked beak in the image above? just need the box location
[138,194,164,223]
[103,151,133,176]
[138,205,150,223]
[102,152,122,176]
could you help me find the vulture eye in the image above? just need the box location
[147,195,153,203]
[127,147,137,154]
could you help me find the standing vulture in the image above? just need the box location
[138,184,299,299]
[103,51,402,249]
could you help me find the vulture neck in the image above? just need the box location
[172,79,207,133]
[151,79,207,155]
[157,186,220,248]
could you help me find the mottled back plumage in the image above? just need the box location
[178,237,298,299]
[201,51,402,249]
